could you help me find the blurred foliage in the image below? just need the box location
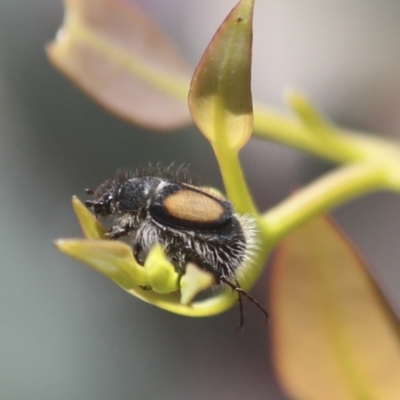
[50,0,400,398]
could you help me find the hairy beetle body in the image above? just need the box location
[85,167,268,325]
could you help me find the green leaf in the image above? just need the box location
[72,195,106,239]
[180,263,215,305]
[144,245,179,294]
[188,0,254,151]
[47,0,191,130]
[54,239,148,289]
[270,215,400,400]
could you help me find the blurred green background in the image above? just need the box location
[1,1,400,399]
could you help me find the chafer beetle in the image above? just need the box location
[85,166,268,325]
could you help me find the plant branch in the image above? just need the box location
[260,162,390,245]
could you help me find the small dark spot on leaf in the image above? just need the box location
[237,17,243,23]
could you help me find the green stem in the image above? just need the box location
[213,144,257,215]
[253,104,371,164]
[260,162,389,245]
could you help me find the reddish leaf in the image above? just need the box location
[271,215,400,400]
[188,0,254,151]
[47,0,191,130]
